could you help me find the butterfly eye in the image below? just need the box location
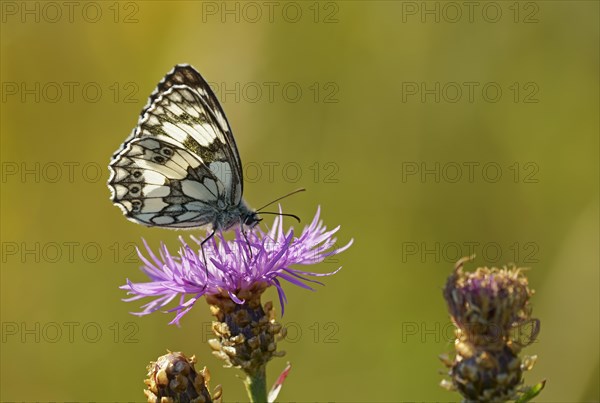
[244,213,260,227]
[129,186,141,195]
[153,155,166,163]
[132,170,142,179]
[160,147,173,157]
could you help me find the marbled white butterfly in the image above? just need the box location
[108,64,262,235]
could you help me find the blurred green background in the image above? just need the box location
[1,1,598,401]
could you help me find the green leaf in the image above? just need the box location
[515,380,546,403]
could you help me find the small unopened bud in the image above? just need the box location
[144,351,221,403]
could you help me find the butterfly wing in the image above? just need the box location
[109,65,244,228]
[110,136,222,227]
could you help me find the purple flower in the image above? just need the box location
[121,207,352,325]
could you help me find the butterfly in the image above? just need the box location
[108,64,262,238]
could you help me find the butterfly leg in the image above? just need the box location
[242,228,253,259]
[200,229,216,284]
[239,218,254,260]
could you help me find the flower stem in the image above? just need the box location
[244,366,267,403]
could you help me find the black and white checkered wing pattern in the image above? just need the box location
[108,65,243,228]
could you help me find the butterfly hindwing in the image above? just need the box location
[110,136,227,228]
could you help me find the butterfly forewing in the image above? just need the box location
[142,65,244,200]
[108,65,249,230]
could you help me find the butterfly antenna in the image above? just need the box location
[256,188,306,212]
[257,211,301,223]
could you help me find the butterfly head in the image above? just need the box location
[243,211,262,228]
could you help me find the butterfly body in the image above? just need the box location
[108,65,258,232]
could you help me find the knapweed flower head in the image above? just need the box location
[440,257,541,402]
[443,256,536,348]
[121,207,352,325]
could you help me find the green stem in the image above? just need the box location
[244,366,267,403]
